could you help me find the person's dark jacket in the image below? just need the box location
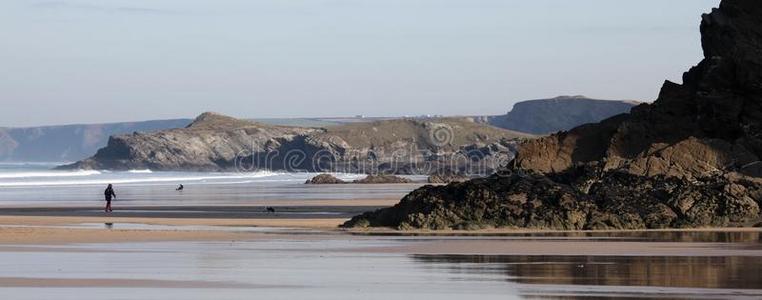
[104,187,116,201]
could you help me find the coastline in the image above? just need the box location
[0,200,760,246]
[1,200,760,299]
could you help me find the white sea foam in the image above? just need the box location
[0,164,375,189]
[0,162,70,167]
[0,170,102,179]
[0,170,289,187]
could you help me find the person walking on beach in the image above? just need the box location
[104,184,116,213]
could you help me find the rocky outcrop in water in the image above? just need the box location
[343,0,762,230]
[305,174,415,184]
[353,175,413,184]
[62,113,531,174]
[305,174,347,184]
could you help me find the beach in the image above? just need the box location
[4,0,762,298]
[0,201,760,299]
[0,167,759,299]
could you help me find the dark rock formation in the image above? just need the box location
[61,113,531,173]
[305,174,346,184]
[353,175,413,184]
[305,174,416,184]
[0,119,191,162]
[483,96,638,135]
[343,169,762,230]
[515,0,762,179]
[343,0,762,230]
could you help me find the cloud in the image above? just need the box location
[33,1,177,15]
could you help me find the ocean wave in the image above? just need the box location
[0,170,102,179]
[0,170,289,187]
[127,169,153,174]
[0,162,71,166]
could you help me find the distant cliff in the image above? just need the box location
[61,113,532,174]
[0,119,191,162]
[484,96,638,135]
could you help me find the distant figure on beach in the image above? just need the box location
[266,207,276,214]
[104,184,116,213]
[176,184,184,191]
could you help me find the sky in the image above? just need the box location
[0,0,720,127]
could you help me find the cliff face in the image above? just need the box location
[486,96,638,135]
[0,119,191,162]
[344,0,762,230]
[64,113,315,171]
[63,113,532,174]
[516,0,762,179]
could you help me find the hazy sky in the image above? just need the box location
[1,0,720,127]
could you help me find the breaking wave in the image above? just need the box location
[0,170,289,187]
[0,170,102,179]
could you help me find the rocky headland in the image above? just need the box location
[61,113,532,174]
[343,0,762,230]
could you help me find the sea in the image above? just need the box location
[0,162,423,206]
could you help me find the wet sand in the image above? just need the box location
[364,239,762,256]
[0,228,760,300]
[0,277,279,289]
[0,199,397,219]
[0,203,351,244]
[0,201,761,250]
[0,209,760,259]
[0,215,348,228]
[0,202,761,299]
[1,223,761,259]
[0,226,254,244]
[0,198,401,209]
